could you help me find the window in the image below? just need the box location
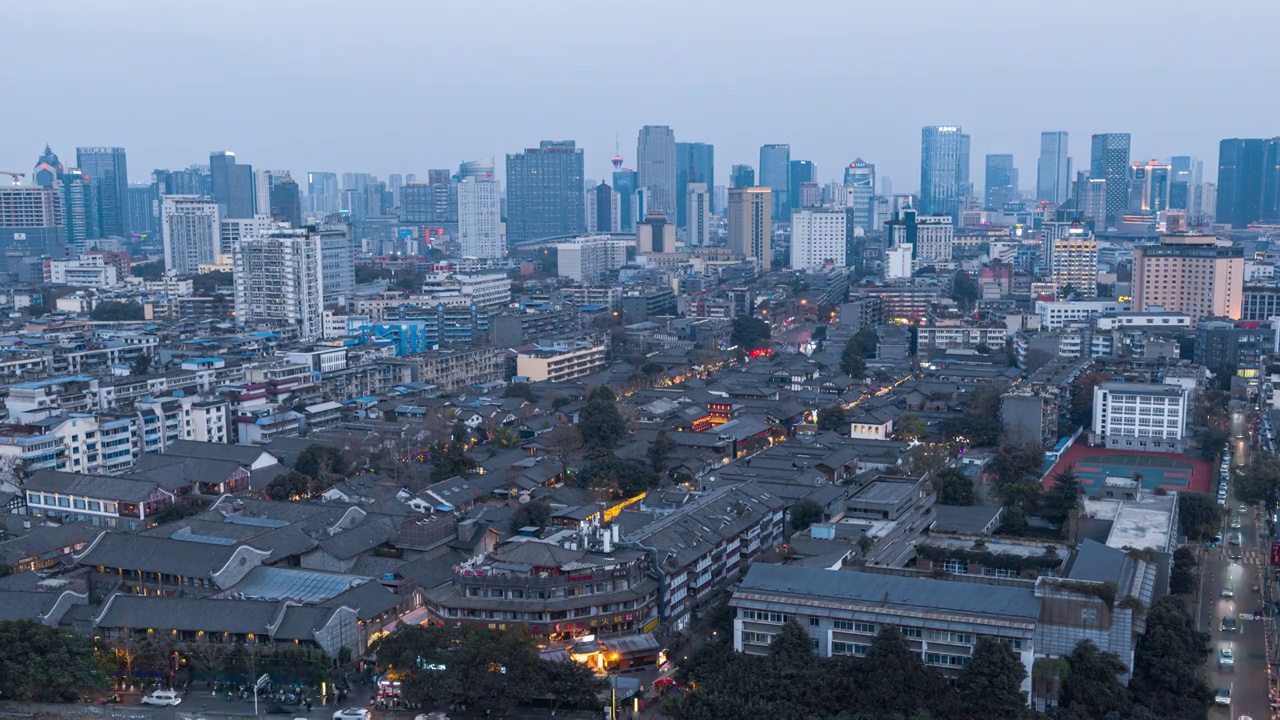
[808,617,820,627]
[73,499,86,510]
[942,558,967,575]
[1080,607,1098,622]
[57,497,70,508]
[832,641,869,656]
[899,626,923,639]
[742,631,775,645]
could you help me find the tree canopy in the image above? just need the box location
[90,300,144,321]
[509,499,552,531]
[790,498,824,531]
[1234,454,1280,509]
[955,637,1028,720]
[1129,596,1212,719]
[573,455,659,498]
[1176,492,1222,542]
[579,386,628,450]
[430,440,476,480]
[934,467,976,506]
[817,404,848,433]
[840,328,878,377]
[0,620,98,702]
[731,316,772,351]
[648,430,677,472]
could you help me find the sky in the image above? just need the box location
[4,0,1278,193]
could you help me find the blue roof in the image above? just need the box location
[10,374,93,389]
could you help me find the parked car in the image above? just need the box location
[333,710,371,720]
[142,690,182,707]
[1215,686,1232,706]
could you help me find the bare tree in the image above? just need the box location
[545,424,584,474]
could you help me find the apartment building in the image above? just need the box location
[1091,382,1188,452]
[915,320,1007,355]
[515,343,606,383]
[1132,234,1244,320]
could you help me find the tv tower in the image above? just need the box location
[611,131,624,170]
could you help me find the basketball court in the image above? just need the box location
[1043,443,1211,495]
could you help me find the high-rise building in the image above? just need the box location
[759,144,791,220]
[686,183,712,247]
[636,211,675,254]
[254,169,287,219]
[553,235,630,284]
[0,185,66,278]
[387,174,404,206]
[790,210,847,270]
[1264,139,1280,225]
[731,165,756,189]
[1081,179,1108,229]
[342,173,374,192]
[427,169,457,223]
[307,172,340,215]
[458,175,503,258]
[56,168,96,251]
[269,173,303,228]
[506,140,585,243]
[1127,160,1171,214]
[219,215,275,257]
[843,159,876,233]
[1169,156,1194,211]
[161,196,221,275]
[1036,132,1070,205]
[676,142,714,227]
[209,151,254,219]
[588,182,621,234]
[32,145,63,188]
[233,226,324,341]
[1046,223,1098,296]
[127,183,159,236]
[1216,138,1267,228]
[728,187,773,270]
[318,224,355,308]
[458,159,495,180]
[399,183,433,224]
[885,208,953,269]
[612,169,639,232]
[920,126,968,221]
[1089,133,1131,226]
[983,154,1018,210]
[788,160,815,218]
[637,126,677,218]
[1132,234,1243,320]
[75,147,129,237]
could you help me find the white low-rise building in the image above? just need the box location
[1092,382,1188,453]
[1036,299,1130,329]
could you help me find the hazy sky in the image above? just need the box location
[5,0,1278,192]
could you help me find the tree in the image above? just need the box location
[647,430,677,472]
[149,496,210,525]
[191,270,232,296]
[264,470,315,501]
[955,637,1028,720]
[0,620,97,702]
[509,499,552,531]
[731,315,772,350]
[128,353,153,376]
[295,444,345,479]
[817,404,848,433]
[640,361,665,377]
[1130,596,1212,720]
[374,626,544,714]
[1059,640,1132,719]
[895,413,928,441]
[503,382,537,402]
[574,456,659,498]
[429,440,476,480]
[1177,492,1222,542]
[988,443,1046,513]
[1235,454,1280,510]
[1040,468,1083,537]
[934,467,976,505]
[860,627,949,718]
[545,423,583,471]
[1169,547,1197,595]
[579,386,628,449]
[182,637,233,683]
[951,269,980,311]
[841,337,869,377]
[790,498,823,531]
[90,300,145,321]
[488,425,521,448]
[940,385,1003,446]
[542,660,607,712]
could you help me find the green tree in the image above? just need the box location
[951,269,980,311]
[817,404,848,433]
[1177,492,1222,542]
[988,443,1046,513]
[934,467,976,505]
[1059,640,1132,719]
[509,499,552,531]
[0,620,98,702]
[1130,596,1212,720]
[128,353,153,376]
[841,337,869,377]
[860,627,949,718]
[488,425,521,448]
[503,382,537,402]
[542,659,608,711]
[731,315,772,350]
[939,385,1003,446]
[149,496,210,525]
[90,300,145,321]
[430,440,476,479]
[191,270,232,296]
[295,444,346,478]
[1235,454,1280,509]
[374,626,544,714]
[790,498,824,531]
[1040,468,1083,537]
[955,637,1028,720]
[574,456,659,497]
[1169,547,1197,595]
[264,470,315,500]
[579,386,628,449]
[895,413,928,441]
[647,430,677,472]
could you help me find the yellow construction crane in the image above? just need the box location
[0,171,25,184]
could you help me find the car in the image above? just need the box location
[1239,504,1248,514]
[1223,584,1235,598]
[333,710,371,720]
[1215,686,1232,706]
[1220,646,1235,667]
[1222,615,1237,632]
[142,690,182,707]
[1232,516,1243,528]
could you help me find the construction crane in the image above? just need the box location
[0,171,25,185]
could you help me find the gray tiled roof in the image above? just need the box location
[1066,539,1127,584]
[94,594,277,634]
[25,470,164,503]
[0,590,70,622]
[316,516,399,560]
[736,564,1042,621]
[319,580,400,620]
[77,532,242,577]
[162,440,277,466]
[273,605,338,640]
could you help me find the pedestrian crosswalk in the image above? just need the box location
[1242,550,1269,566]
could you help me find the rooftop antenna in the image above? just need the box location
[611,131,623,171]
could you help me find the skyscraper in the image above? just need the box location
[759,144,791,220]
[161,196,221,275]
[0,185,65,278]
[427,169,457,223]
[790,210,846,270]
[319,224,355,308]
[675,141,714,227]
[32,145,63,188]
[505,140,585,243]
[269,173,303,228]
[307,172,339,215]
[588,182,621,234]
[728,187,773,270]
[843,159,876,233]
[127,183,159,236]
[637,126,677,218]
[1081,179,1108,229]
[209,151,254,219]
[1264,139,1280,225]
[1127,160,1171,214]
[919,126,968,221]
[731,165,756,189]
[234,227,324,341]
[983,154,1018,210]
[458,175,503,258]
[1036,132,1070,205]
[686,183,711,247]
[612,168,638,232]
[1216,138,1267,228]
[76,147,130,237]
[1088,133,1131,226]
[788,159,815,218]
[58,168,96,251]
[1169,156,1193,211]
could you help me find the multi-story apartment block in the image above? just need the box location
[420,271,511,310]
[915,320,1007,355]
[407,347,506,392]
[1132,234,1244,320]
[553,235,630,284]
[233,225,325,342]
[1035,300,1129,330]
[1092,382,1188,452]
[515,343,606,383]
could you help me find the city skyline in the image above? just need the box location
[4,0,1276,191]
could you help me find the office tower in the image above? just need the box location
[797,183,820,209]
[458,159,495,180]
[506,140,586,242]
[253,169,282,218]
[612,168,638,232]
[1089,133,1131,226]
[127,183,159,236]
[458,175,503,258]
[1216,138,1267,228]
[1264,139,1280,224]
[759,144,791,220]
[387,174,404,206]
[790,210,847,270]
[0,185,66,278]
[788,160,815,216]
[1036,132,1070,205]
[159,166,211,197]
[342,173,374,192]
[75,147,129,237]
[588,182,621,234]
[1081,179,1108,228]
[731,165,756,189]
[727,187,773,270]
[1169,156,1193,211]
[983,154,1018,210]
[208,151,254,219]
[32,145,63,188]
[307,172,340,215]
[675,141,714,227]
[885,208,953,268]
[637,126,677,217]
[919,126,969,220]
[161,196,221,275]
[1133,234,1243,319]
[269,173,303,227]
[233,226,324,341]
[553,235,630,284]
[686,183,711,247]
[636,211,675,254]
[399,183,432,223]
[428,169,458,223]
[843,159,876,233]
[56,168,95,251]
[318,224,355,308]
[1127,160,1171,214]
[1047,223,1098,296]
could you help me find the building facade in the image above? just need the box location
[1131,234,1243,320]
[1037,131,1069,205]
[1089,133,1131,227]
[233,226,325,341]
[728,187,773,271]
[75,147,130,237]
[506,141,585,242]
[162,196,221,275]
[1091,382,1188,452]
[790,210,847,270]
[920,126,969,221]
[457,176,503,258]
[637,126,677,219]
